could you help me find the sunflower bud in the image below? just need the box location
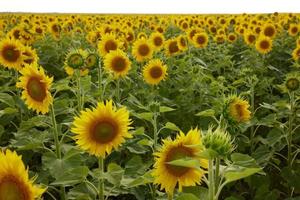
[67,53,84,69]
[203,126,234,158]
[285,77,299,91]
[85,53,99,68]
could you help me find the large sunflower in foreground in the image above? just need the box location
[71,100,132,158]
[0,149,45,200]
[143,59,167,85]
[104,49,131,78]
[255,36,272,54]
[0,38,24,70]
[132,38,154,62]
[152,128,207,195]
[16,64,53,114]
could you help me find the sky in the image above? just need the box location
[0,0,299,14]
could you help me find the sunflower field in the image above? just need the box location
[0,13,300,200]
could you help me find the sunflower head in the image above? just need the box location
[225,95,251,123]
[16,64,53,114]
[85,52,99,68]
[71,100,132,158]
[21,45,38,68]
[192,32,209,48]
[292,46,300,61]
[164,39,180,57]
[262,23,276,38]
[0,149,46,200]
[152,128,207,195]
[177,35,188,51]
[255,35,272,54]
[227,33,237,43]
[0,38,24,70]
[132,38,154,62]
[150,32,165,51]
[104,49,131,78]
[142,59,167,85]
[203,126,234,158]
[98,33,121,56]
[64,49,89,76]
[282,73,300,92]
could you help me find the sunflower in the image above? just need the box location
[152,128,207,195]
[104,49,131,78]
[143,59,167,85]
[192,32,209,48]
[288,24,299,36]
[284,73,300,92]
[64,49,89,76]
[164,39,180,57]
[149,32,165,51]
[255,36,272,54]
[21,46,38,68]
[292,46,300,61]
[16,64,53,114]
[0,38,24,70]
[177,35,188,51]
[85,52,99,68]
[71,100,132,158]
[132,38,154,62]
[227,33,237,43]
[98,33,121,56]
[244,31,256,46]
[262,23,276,38]
[227,96,251,123]
[0,149,45,200]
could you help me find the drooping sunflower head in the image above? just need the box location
[0,38,24,70]
[142,59,167,85]
[64,49,88,76]
[255,35,273,54]
[152,128,207,195]
[71,100,132,158]
[164,38,180,57]
[149,32,165,51]
[104,49,131,78]
[132,38,154,62]
[85,52,99,69]
[225,95,251,123]
[98,33,121,56]
[0,149,45,200]
[292,46,300,61]
[192,32,209,48]
[283,73,300,92]
[16,64,53,114]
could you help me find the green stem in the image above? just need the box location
[50,104,65,200]
[168,193,173,200]
[287,92,295,167]
[98,157,105,200]
[215,157,220,192]
[153,112,158,150]
[116,78,120,103]
[250,84,255,153]
[76,70,83,112]
[98,61,103,100]
[208,159,215,200]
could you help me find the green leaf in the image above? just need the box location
[0,93,15,107]
[106,163,124,186]
[52,78,71,93]
[0,125,4,138]
[176,193,199,200]
[164,122,181,131]
[132,127,145,135]
[134,112,153,122]
[231,153,260,168]
[224,167,261,183]
[0,107,18,118]
[195,109,215,117]
[182,186,208,200]
[51,166,89,186]
[159,106,175,113]
[167,158,200,169]
[123,170,154,188]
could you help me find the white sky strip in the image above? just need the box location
[0,0,299,14]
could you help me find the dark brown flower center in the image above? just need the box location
[196,35,206,45]
[138,44,150,56]
[104,40,117,53]
[165,146,193,177]
[111,56,127,72]
[264,26,275,37]
[91,120,118,144]
[260,40,270,50]
[168,41,179,54]
[150,66,163,79]
[154,37,163,46]
[26,77,47,102]
[2,45,20,62]
[0,176,28,200]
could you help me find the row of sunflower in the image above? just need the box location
[0,12,299,200]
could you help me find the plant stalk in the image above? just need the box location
[208,159,215,200]
[99,157,105,200]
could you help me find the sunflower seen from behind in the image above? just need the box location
[0,149,45,200]
[104,49,131,78]
[0,38,24,70]
[16,64,53,114]
[153,128,207,196]
[143,59,167,85]
[71,100,132,158]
